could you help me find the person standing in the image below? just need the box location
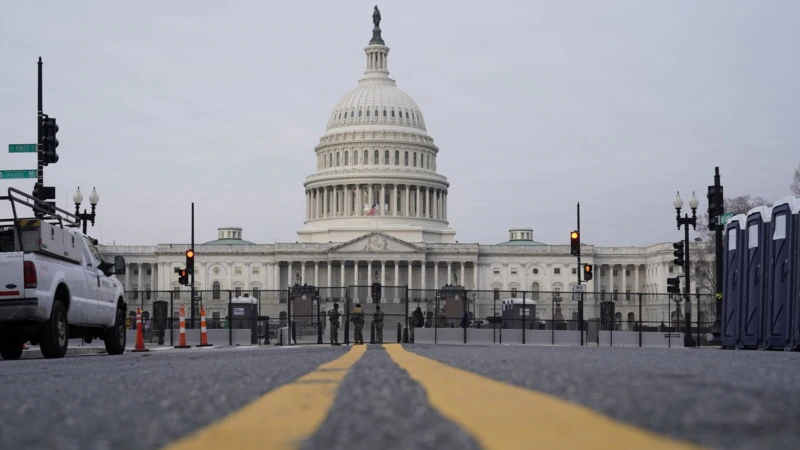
[329,303,341,346]
[410,306,424,344]
[351,303,365,344]
[374,305,384,344]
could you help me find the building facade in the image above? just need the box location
[100,13,712,326]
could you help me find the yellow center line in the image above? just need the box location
[384,344,705,450]
[162,345,366,450]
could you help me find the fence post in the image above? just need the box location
[405,286,410,343]
[228,291,233,346]
[638,293,643,347]
[370,321,376,344]
[434,293,439,344]
[397,322,402,343]
[522,291,527,345]
[463,290,468,345]
[492,295,497,344]
[344,297,350,345]
[169,291,174,347]
[551,296,555,345]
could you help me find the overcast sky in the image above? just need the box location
[1,1,798,247]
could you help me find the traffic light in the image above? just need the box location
[41,116,59,165]
[185,249,195,274]
[707,184,724,230]
[178,269,188,286]
[371,282,381,303]
[667,277,681,294]
[673,241,685,267]
[570,230,580,256]
[583,264,593,281]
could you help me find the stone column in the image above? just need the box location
[434,262,439,289]
[405,185,410,217]
[354,261,360,302]
[380,261,386,301]
[422,261,427,292]
[391,184,397,216]
[428,189,433,218]
[634,265,639,295]
[407,260,413,289]
[286,262,292,291]
[622,265,628,299]
[300,261,306,285]
[609,265,615,300]
[367,261,373,284]
[416,187,421,217]
[357,184,363,216]
[327,262,332,289]
[137,264,142,293]
[368,185,374,211]
[340,261,345,298]
[314,262,319,286]
[443,192,447,221]
[473,263,478,290]
[460,263,465,288]
[380,184,385,216]
[447,262,452,284]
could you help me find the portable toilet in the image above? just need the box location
[230,295,258,344]
[741,206,772,348]
[722,214,747,348]
[767,196,800,349]
[501,298,536,329]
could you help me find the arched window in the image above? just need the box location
[384,150,389,165]
[344,152,349,165]
[383,109,387,117]
[328,153,332,167]
[395,151,399,165]
[627,312,635,330]
[391,109,395,118]
[405,111,409,119]
[531,282,540,301]
[421,154,425,168]
[354,151,358,165]
[213,281,221,299]
[374,150,379,164]
[375,109,378,117]
[413,152,417,167]
[336,152,340,166]
[404,151,408,166]
[358,110,362,117]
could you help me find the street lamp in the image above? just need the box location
[674,191,698,347]
[73,186,99,235]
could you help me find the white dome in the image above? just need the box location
[326,83,427,132]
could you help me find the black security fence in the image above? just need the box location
[122,288,716,348]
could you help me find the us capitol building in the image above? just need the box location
[101,10,709,326]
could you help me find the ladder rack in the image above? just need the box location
[0,187,81,229]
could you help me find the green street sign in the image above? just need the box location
[718,212,735,226]
[0,170,37,179]
[8,144,37,153]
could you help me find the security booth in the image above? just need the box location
[230,294,258,344]
[437,285,468,327]
[501,298,536,329]
[152,300,168,345]
[722,214,747,348]
[742,206,772,349]
[768,197,800,349]
[290,284,320,343]
[600,300,615,331]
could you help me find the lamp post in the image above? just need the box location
[73,187,99,235]
[674,191,698,347]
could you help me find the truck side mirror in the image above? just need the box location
[114,255,126,275]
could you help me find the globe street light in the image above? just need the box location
[73,186,99,235]
[673,191,698,347]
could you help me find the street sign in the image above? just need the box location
[718,212,735,227]
[8,144,37,153]
[0,170,37,179]
[572,284,586,301]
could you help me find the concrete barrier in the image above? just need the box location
[597,331,685,348]
[413,327,586,346]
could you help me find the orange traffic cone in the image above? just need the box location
[196,305,212,347]
[174,305,191,349]
[131,308,150,353]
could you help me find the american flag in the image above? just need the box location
[366,202,378,216]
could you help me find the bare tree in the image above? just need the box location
[792,163,800,196]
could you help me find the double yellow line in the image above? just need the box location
[165,345,703,450]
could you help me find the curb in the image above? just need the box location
[22,346,108,359]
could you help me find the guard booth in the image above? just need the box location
[722,214,747,348]
[230,295,258,344]
[152,300,168,344]
[768,197,800,349]
[290,284,320,342]
[742,206,772,348]
[438,285,467,327]
[500,298,536,329]
[600,301,615,331]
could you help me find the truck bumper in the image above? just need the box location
[0,298,39,322]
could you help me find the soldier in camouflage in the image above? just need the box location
[351,303,365,344]
[373,305,384,344]
[329,303,341,346]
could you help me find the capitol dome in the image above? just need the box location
[297,9,455,245]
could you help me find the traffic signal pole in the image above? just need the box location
[37,57,43,189]
[190,202,195,328]
[709,167,724,345]
[577,202,584,345]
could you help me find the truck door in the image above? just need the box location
[83,236,116,325]
[79,238,100,324]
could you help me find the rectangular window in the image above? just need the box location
[493,288,500,300]
[252,288,260,299]
[669,266,674,273]
[773,214,786,240]
[728,228,737,251]
[235,267,242,275]
[626,289,631,301]
[235,287,242,296]
[572,268,577,275]
[748,224,759,248]
[510,268,518,275]
[493,269,500,275]
[625,270,630,276]
[511,288,518,297]
[173,287,181,299]
[252,267,260,274]
[554,268,561,275]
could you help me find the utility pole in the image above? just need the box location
[37,57,43,189]
[577,202,584,345]
[709,167,724,345]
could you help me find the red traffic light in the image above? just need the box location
[179,269,187,277]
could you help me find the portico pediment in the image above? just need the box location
[328,232,423,255]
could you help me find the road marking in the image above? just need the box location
[162,345,365,450]
[383,344,704,450]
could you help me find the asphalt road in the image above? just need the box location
[1,344,798,450]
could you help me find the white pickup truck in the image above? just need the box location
[0,188,128,360]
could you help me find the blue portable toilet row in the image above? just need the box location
[722,196,800,350]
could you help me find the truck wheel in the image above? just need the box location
[0,336,25,360]
[103,307,126,355]
[39,300,69,359]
